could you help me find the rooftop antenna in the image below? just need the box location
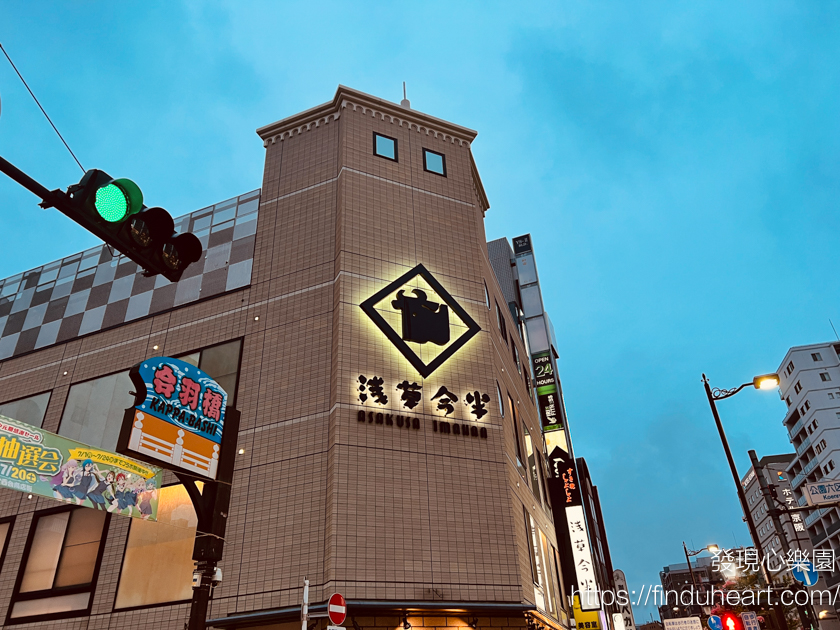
[400,82,410,109]
[830,319,839,341]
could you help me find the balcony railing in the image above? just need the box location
[792,458,820,488]
[796,436,812,457]
[790,416,806,439]
[805,507,828,528]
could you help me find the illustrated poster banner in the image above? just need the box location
[0,414,163,520]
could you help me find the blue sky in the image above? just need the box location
[3,1,839,621]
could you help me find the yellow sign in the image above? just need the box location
[573,595,602,630]
[67,448,157,479]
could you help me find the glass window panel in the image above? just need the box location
[424,150,445,175]
[374,134,396,160]
[178,352,200,367]
[211,219,235,233]
[212,207,236,225]
[237,198,259,216]
[10,592,90,618]
[529,516,547,611]
[54,509,106,587]
[0,391,51,428]
[199,341,241,383]
[521,285,543,318]
[59,372,133,451]
[523,423,541,501]
[20,512,69,592]
[540,530,558,616]
[0,521,11,558]
[192,215,212,232]
[114,484,199,608]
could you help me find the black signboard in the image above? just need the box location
[513,234,533,255]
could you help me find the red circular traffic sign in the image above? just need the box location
[328,593,347,625]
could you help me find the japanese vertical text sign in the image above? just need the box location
[0,414,162,520]
[118,357,228,479]
[563,464,600,611]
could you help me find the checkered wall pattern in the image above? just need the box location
[0,189,260,361]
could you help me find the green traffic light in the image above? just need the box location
[94,178,143,222]
[95,184,128,222]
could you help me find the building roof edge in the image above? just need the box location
[256,85,479,147]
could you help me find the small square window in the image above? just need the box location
[373,133,398,161]
[821,373,832,382]
[795,381,803,394]
[423,149,446,176]
[830,393,835,399]
[787,361,795,375]
[813,352,823,362]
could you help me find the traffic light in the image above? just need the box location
[63,169,202,282]
[720,613,743,630]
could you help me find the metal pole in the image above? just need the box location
[749,450,814,630]
[702,375,789,630]
[0,154,62,206]
[188,560,215,630]
[683,543,700,616]
[301,578,310,630]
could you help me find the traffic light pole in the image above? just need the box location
[0,155,63,207]
[175,408,240,630]
[748,450,815,630]
[702,376,790,630]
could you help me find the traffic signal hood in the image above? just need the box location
[65,169,201,282]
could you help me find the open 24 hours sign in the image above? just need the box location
[118,356,228,480]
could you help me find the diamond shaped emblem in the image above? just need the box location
[360,264,481,378]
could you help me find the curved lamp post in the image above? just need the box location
[701,373,787,630]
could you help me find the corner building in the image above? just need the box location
[0,86,568,630]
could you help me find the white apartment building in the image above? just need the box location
[778,342,840,592]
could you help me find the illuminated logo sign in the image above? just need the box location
[118,356,228,479]
[533,351,561,429]
[360,264,480,378]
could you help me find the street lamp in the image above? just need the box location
[701,373,788,630]
[682,544,718,616]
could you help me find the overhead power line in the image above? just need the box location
[0,42,85,173]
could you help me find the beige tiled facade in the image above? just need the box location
[0,86,567,630]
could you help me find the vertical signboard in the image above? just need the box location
[533,352,561,429]
[118,356,228,479]
[559,459,600,610]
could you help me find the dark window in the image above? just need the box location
[9,508,107,623]
[495,301,508,344]
[373,133,397,161]
[795,381,802,394]
[512,340,521,374]
[786,361,795,375]
[0,392,51,428]
[813,353,823,362]
[523,505,538,583]
[821,373,832,382]
[484,281,490,309]
[508,395,526,477]
[422,149,446,176]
